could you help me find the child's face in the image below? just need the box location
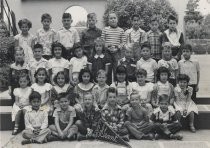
[179,80,188,89]
[95,43,103,55]
[132,17,140,29]
[33,48,43,60]
[116,73,126,83]
[75,48,83,58]
[107,92,117,106]
[20,24,29,34]
[182,49,191,60]
[162,47,172,60]
[31,98,41,111]
[150,21,159,31]
[125,49,133,59]
[160,72,168,83]
[62,17,72,29]
[140,99,147,107]
[57,74,65,87]
[42,18,51,30]
[36,70,46,83]
[159,101,169,112]
[108,13,118,28]
[15,51,24,62]
[168,19,177,30]
[87,17,97,28]
[82,72,90,84]
[54,46,62,58]
[84,94,93,108]
[141,47,151,60]
[59,97,69,110]
[130,94,140,107]
[97,73,106,86]
[19,77,28,88]
[136,74,146,84]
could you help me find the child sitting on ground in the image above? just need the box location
[21,91,51,145]
[151,94,183,140]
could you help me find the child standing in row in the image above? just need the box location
[81,13,102,59]
[28,43,48,83]
[57,13,80,60]
[36,13,56,60]
[12,74,32,135]
[174,74,198,132]
[178,44,200,102]
[21,91,51,145]
[137,43,158,83]
[15,19,35,63]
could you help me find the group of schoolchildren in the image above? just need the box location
[9,10,200,145]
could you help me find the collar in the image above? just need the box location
[102,103,121,110]
[94,84,109,90]
[88,26,97,31]
[148,29,161,34]
[56,106,73,112]
[94,54,104,59]
[169,28,178,34]
[183,58,192,62]
[61,27,73,32]
[140,57,152,62]
[28,106,44,112]
[15,61,24,66]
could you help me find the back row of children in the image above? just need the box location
[9,11,200,144]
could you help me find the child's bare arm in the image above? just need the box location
[55,116,63,135]
[196,70,200,92]
[63,116,74,132]
[48,69,53,84]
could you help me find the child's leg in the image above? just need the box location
[75,120,87,135]
[188,111,196,132]
[66,125,78,139]
[12,110,22,135]
[175,111,182,122]
[167,122,182,134]
[49,125,59,137]
[124,121,144,140]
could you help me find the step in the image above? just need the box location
[1,105,210,131]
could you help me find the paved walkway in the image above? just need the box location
[1,130,210,148]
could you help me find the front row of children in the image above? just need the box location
[17,70,197,145]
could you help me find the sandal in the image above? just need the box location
[12,127,18,135]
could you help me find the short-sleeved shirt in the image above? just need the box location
[36,28,56,55]
[28,58,48,83]
[153,107,175,123]
[53,106,76,124]
[178,59,200,85]
[57,27,80,49]
[158,58,178,79]
[47,57,69,79]
[13,87,32,106]
[92,84,109,107]
[69,56,87,73]
[31,83,52,105]
[131,82,154,102]
[136,58,158,82]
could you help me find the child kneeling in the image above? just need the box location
[22,91,51,145]
[49,93,78,140]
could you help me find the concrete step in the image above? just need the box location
[1,105,210,131]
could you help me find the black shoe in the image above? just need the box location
[170,134,183,140]
[77,133,86,141]
[122,135,130,142]
[143,133,154,140]
[47,135,60,142]
[21,139,33,145]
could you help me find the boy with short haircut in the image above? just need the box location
[118,46,136,82]
[178,44,200,101]
[36,13,56,60]
[49,93,78,140]
[101,87,129,141]
[75,93,101,141]
[147,16,162,62]
[57,13,80,60]
[161,15,184,60]
[136,43,158,83]
[28,43,48,83]
[92,70,109,109]
[125,14,147,60]
[81,13,102,59]
[101,12,126,78]
[21,91,51,145]
[151,94,183,140]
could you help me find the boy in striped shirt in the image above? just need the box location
[101,12,126,80]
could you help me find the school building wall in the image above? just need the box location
[7,0,107,34]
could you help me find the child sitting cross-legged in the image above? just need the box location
[75,92,101,141]
[21,91,51,145]
[101,87,129,141]
[151,94,183,140]
[49,93,78,141]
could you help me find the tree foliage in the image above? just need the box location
[103,0,177,31]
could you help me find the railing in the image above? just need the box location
[0,0,18,36]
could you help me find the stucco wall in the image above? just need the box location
[7,0,106,34]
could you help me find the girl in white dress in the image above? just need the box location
[12,74,32,135]
[174,74,198,133]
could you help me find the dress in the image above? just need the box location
[15,33,34,63]
[31,83,52,112]
[174,85,198,116]
[12,87,32,121]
